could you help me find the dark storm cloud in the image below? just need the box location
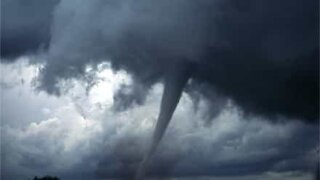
[1,0,58,60]
[113,83,148,112]
[185,81,228,122]
[1,0,319,178]
[10,0,314,122]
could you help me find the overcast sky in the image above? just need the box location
[1,57,318,180]
[1,0,319,180]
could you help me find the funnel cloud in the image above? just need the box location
[1,0,319,179]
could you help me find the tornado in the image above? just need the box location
[135,61,193,180]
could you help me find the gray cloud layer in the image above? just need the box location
[1,0,58,59]
[1,64,318,179]
[1,1,319,179]
[1,0,318,122]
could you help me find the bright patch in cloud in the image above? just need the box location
[1,58,318,180]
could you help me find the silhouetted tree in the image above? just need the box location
[33,175,60,180]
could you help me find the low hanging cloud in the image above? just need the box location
[1,0,318,122]
[1,61,318,179]
[1,1,319,179]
